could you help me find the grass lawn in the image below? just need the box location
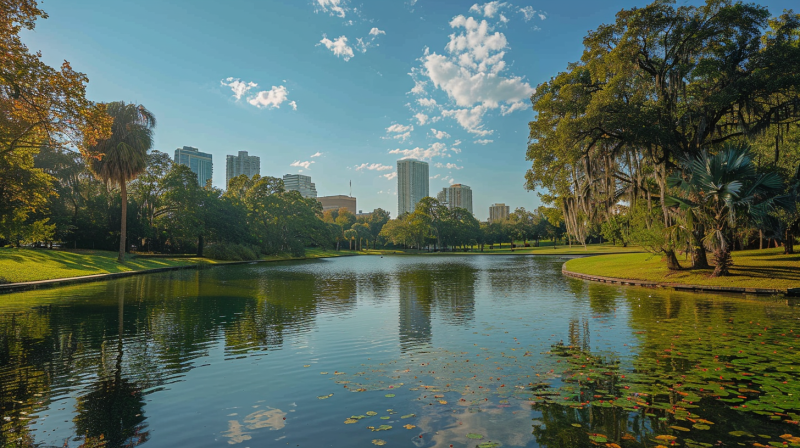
[0,248,216,284]
[436,241,642,256]
[564,247,800,291]
[0,247,409,284]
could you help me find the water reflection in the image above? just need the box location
[1,256,799,448]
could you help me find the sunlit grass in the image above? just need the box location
[0,248,215,284]
[564,247,800,290]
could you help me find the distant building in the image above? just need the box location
[283,174,317,198]
[489,203,510,222]
[397,159,429,215]
[225,151,260,186]
[438,184,473,214]
[318,195,356,214]
[174,146,213,186]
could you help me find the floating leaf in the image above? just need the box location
[670,426,690,432]
[477,443,500,448]
[380,416,390,420]
[385,394,395,398]
[692,424,710,430]
[467,433,484,439]
[438,400,448,405]
[729,431,754,437]
[366,411,378,416]
[371,439,386,446]
[655,435,677,442]
[317,394,334,400]
[371,425,392,432]
[571,423,582,428]
[400,414,415,419]
[404,424,416,429]
[589,434,608,443]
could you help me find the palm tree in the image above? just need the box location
[666,143,787,277]
[87,102,156,263]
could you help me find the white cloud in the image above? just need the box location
[518,6,535,21]
[356,163,393,171]
[319,35,354,61]
[387,123,413,133]
[501,101,527,115]
[469,2,508,18]
[221,77,257,100]
[414,113,429,125]
[248,85,291,109]
[289,101,298,111]
[474,138,494,145]
[410,79,427,95]
[407,12,535,134]
[442,106,493,136]
[435,162,463,170]
[453,139,462,146]
[449,178,455,184]
[417,98,438,108]
[383,172,398,180]
[430,174,441,179]
[311,152,323,158]
[393,132,411,142]
[356,28,386,53]
[430,128,451,139]
[291,160,315,170]
[389,142,448,160]
[315,0,348,18]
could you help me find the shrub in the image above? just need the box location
[204,243,260,261]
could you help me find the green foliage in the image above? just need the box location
[203,243,258,261]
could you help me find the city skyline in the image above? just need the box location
[397,159,430,215]
[22,0,796,220]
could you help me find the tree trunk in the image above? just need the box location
[760,229,764,250]
[118,182,128,263]
[711,249,733,277]
[690,226,710,269]
[664,249,681,271]
[197,234,204,257]
[786,229,795,255]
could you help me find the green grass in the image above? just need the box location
[564,247,800,290]
[0,247,410,284]
[434,241,641,256]
[0,248,216,284]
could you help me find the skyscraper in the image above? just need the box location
[225,151,260,186]
[397,159,429,215]
[283,174,318,198]
[174,146,213,186]
[438,184,473,214]
[489,203,510,222]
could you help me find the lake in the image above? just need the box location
[2,255,799,447]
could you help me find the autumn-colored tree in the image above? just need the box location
[87,102,156,263]
[1,0,111,157]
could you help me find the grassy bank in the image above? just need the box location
[0,247,410,285]
[0,248,217,284]
[564,247,800,291]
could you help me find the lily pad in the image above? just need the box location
[467,433,485,439]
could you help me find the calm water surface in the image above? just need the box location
[2,255,800,447]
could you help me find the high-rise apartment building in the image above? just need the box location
[283,174,318,198]
[174,146,213,186]
[489,203,510,222]
[437,184,473,214]
[397,159,429,215]
[226,151,260,186]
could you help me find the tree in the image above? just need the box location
[1,0,111,158]
[666,143,790,276]
[86,102,156,262]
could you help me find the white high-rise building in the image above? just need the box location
[283,174,318,198]
[437,184,473,215]
[174,146,213,186]
[226,151,260,186]
[397,159,429,215]
[489,203,510,222]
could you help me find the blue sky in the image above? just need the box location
[22,0,797,220]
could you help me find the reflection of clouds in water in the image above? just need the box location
[222,408,286,444]
[416,401,535,448]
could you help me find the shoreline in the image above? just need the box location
[561,263,787,296]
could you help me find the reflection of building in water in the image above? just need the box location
[397,263,478,352]
[568,318,590,350]
[398,286,432,352]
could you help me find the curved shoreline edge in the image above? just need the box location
[561,263,787,296]
[0,256,353,295]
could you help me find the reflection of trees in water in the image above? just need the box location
[397,262,478,352]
